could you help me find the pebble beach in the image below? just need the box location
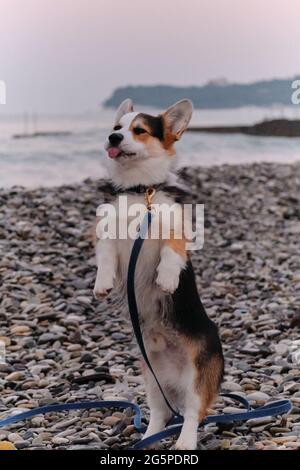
[0,162,300,450]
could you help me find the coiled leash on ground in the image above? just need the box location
[0,189,292,449]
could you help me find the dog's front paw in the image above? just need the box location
[93,287,112,299]
[156,268,180,294]
[93,277,114,300]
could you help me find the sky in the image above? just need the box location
[1,0,300,113]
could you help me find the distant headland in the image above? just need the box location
[187,119,300,138]
[103,77,300,109]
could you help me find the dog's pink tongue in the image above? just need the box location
[108,147,121,159]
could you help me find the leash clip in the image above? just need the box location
[145,187,156,211]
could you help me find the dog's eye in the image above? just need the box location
[113,125,122,131]
[134,127,147,135]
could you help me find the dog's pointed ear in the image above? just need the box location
[115,98,134,124]
[162,100,193,140]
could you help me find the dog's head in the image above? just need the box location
[105,99,193,162]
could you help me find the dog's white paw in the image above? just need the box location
[93,288,112,299]
[93,278,114,299]
[156,268,180,294]
[174,436,197,451]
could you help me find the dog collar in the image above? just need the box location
[116,183,165,194]
[107,180,192,201]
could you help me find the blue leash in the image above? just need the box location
[127,210,180,418]
[0,210,292,449]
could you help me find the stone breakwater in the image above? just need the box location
[0,162,299,450]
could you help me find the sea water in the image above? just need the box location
[0,106,300,188]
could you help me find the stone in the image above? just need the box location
[220,439,231,449]
[10,325,31,336]
[0,442,17,450]
[0,336,11,346]
[6,371,25,381]
[246,392,270,402]
[8,432,22,443]
[80,353,94,363]
[123,425,136,437]
[103,416,121,427]
[15,440,30,449]
[52,436,70,445]
[222,381,243,392]
[274,343,289,356]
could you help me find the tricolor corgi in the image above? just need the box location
[94,99,224,450]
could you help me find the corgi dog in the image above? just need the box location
[94,99,224,450]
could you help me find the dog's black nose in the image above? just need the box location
[108,133,124,146]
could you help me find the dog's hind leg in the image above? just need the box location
[173,361,200,450]
[142,365,173,446]
[174,349,223,450]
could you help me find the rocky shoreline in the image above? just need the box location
[0,162,300,450]
[187,119,300,138]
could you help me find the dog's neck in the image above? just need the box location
[108,155,173,190]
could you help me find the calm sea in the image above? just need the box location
[1,106,300,188]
